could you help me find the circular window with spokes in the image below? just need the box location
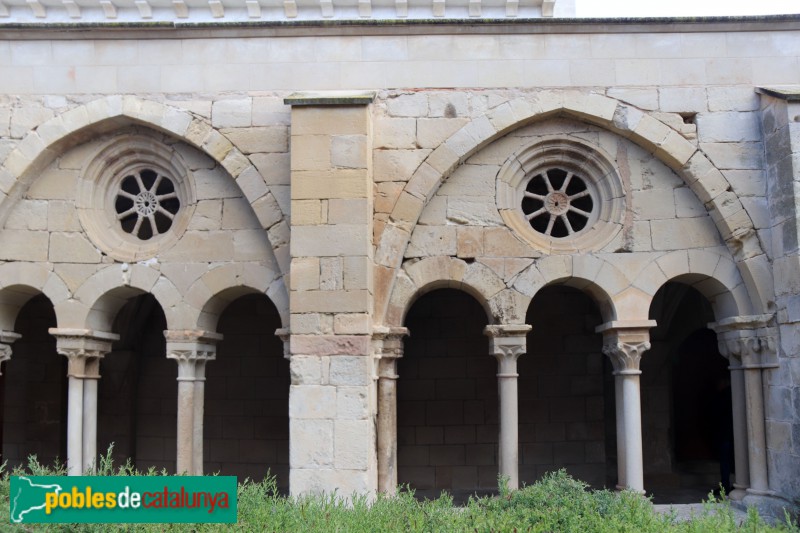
[115,169,181,241]
[521,168,595,238]
[78,133,196,262]
[496,137,625,254]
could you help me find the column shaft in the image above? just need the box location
[730,367,750,500]
[497,357,519,490]
[193,361,207,476]
[176,377,195,474]
[743,367,769,493]
[621,372,644,493]
[613,374,627,490]
[82,359,100,472]
[67,375,84,476]
[377,373,398,494]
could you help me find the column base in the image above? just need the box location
[615,484,645,495]
[741,491,797,522]
[728,488,747,501]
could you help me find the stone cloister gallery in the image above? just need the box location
[0,0,799,517]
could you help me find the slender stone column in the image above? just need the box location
[597,320,656,494]
[49,329,118,475]
[82,357,101,473]
[711,315,777,499]
[0,331,21,375]
[373,326,408,494]
[484,324,531,491]
[714,335,750,501]
[165,330,221,475]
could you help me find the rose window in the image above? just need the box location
[521,168,594,238]
[114,169,181,241]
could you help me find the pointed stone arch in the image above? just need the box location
[376,92,771,324]
[0,95,288,277]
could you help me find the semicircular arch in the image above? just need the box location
[183,263,288,332]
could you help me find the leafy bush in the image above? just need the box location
[0,453,797,532]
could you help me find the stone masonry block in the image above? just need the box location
[387,93,429,117]
[659,87,707,113]
[651,218,721,250]
[49,232,102,263]
[333,314,371,335]
[291,225,370,257]
[373,149,430,182]
[336,387,369,419]
[292,199,327,226]
[343,256,370,290]
[292,335,371,358]
[290,418,333,467]
[329,356,371,386]
[0,229,50,262]
[328,198,369,225]
[289,385,336,419]
[212,98,252,128]
[292,170,369,200]
[406,226,457,257]
[374,117,416,149]
[290,290,371,314]
[5,199,47,230]
[696,112,761,143]
[290,135,331,171]
[292,106,368,136]
[222,126,288,154]
[335,419,371,470]
[417,118,470,149]
[291,257,320,291]
[331,135,368,169]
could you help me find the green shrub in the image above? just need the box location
[0,454,796,533]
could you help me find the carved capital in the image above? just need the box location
[709,315,778,369]
[0,331,21,375]
[596,320,656,375]
[165,330,221,381]
[49,328,119,378]
[484,324,530,376]
[373,326,408,380]
[275,328,290,359]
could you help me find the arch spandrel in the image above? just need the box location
[0,263,70,331]
[376,92,769,327]
[0,96,288,281]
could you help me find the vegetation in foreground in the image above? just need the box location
[0,451,797,532]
